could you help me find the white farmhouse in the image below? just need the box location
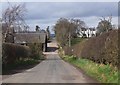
[77,27,96,38]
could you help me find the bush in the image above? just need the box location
[71,38,85,46]
[64,30,118,66]
[28,43,44,60]
[64,38,86,57]
[81,30,118,66]
[2,43,31,65]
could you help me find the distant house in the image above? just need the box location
[14,31,48,52]
[77,27,96,38]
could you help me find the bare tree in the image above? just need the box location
[2,3,28,42]
[54,18,70,47]
[97,16,113,35]
[70,19,86,37]
[54,18,86,47]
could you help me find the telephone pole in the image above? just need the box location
[68,32,71,47]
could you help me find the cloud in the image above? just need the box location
[1,2,118,33]
[1,0,120,2]
[26,18,58,34]
[24,2,118,20]
[2,2,118,19]
[80,16,118,27]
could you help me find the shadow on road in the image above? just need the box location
[2,62,40,76]
[47,47,58,52]
[47,40,52,43]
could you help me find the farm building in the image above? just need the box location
[14,31,48,52]
[2,23,48,52]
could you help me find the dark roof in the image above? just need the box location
[40,30,46,33]
[14,32,46,43]
[81,28,87,31]
[89,28,96,31]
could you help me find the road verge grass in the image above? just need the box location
[62,55,119,83]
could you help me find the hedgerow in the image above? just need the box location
[2,43,31,65]
[64,30,118,66]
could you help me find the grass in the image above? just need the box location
[71,37,85,46]
[62,55,119,83]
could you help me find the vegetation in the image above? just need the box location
[2,43,31,65]
[54,18,86,47]
[54,15,118,83]
[2,3,29,42]
[96,17,113,36]
[62,55,118,83]
[60,29,119,83]
[64,30,118,66]
[28,43,45,60]
[71,37,85,46]
[2,43,45,71]
[2,3,45,73]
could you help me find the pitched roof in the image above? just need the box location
[81,27,87,31]
[89,28,96,31]
[14,32,46,43]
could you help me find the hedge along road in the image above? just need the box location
[2,39,97,83]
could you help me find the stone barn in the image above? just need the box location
[14,32,47,52]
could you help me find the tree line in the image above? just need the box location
[54,16,115,47]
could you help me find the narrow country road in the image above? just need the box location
[2,39,97,83]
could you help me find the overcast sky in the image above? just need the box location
[1,2,118,34]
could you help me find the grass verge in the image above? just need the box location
[62,55,119,83]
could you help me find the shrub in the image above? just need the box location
[103,30,118,65]
[64,38,86,57]
[28,43,43,60]
[2,43,31,65]
[64,30,118,66]
[81,30,118,66]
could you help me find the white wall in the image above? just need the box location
[77,29,96,37]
